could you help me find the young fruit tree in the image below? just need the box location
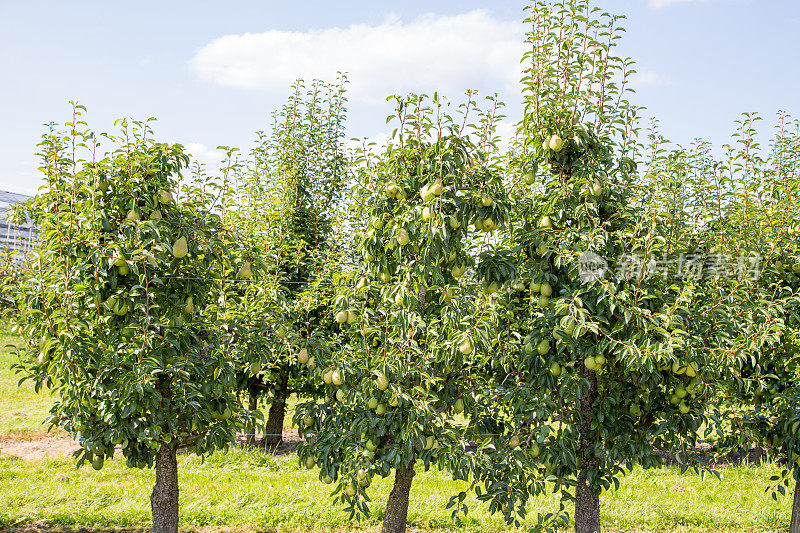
[10,108,239,533]
[474,2,777,532]
[709,112,800,532]
[293,92,508,533]
[221,78,349,445]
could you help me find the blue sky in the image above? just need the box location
[1,0,798,195]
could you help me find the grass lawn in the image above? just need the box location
[0,334,57,435]
[0,448,792,533]
[0,449,790,532]
[0,334,794,532]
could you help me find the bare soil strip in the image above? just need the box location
[0,430,303,461]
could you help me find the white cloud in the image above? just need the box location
[189,10,524,104]
[185,143,227,171]
[648,0,711,9]
[629,69,671,88]
[492,120,518,154]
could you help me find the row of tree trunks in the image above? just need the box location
[246,373,290,446]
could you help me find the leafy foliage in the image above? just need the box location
[10,106,239,469]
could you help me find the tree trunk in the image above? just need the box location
[246,382,259,445]
[381,465,416,533]
[575,359,600,533]
[575,474,600,533]
[263,372,289,446]
[790,476,800,533]
[749,395,763,465]
[150,442,179,533]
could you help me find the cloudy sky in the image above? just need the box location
[1,0,798,195]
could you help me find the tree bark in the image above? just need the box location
[748,395,763,465]
[150,442,179,533]
[263,371,289,446]
[246,382,259,445]
[575,474,600,533]
[790,476,800,533]
[575,359,600,533]
[382,465,416,533]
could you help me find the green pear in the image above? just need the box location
[454,398,465,414]
[549,135,564,152]
[237,261,253,279]
[397,228,410,246]
[591,179,602,197]
[537,340,550,355]
[172,237,188,259]
[540,282,553,297]
[376,373,389,391]
[459,338,473,355]
[298,347,309,364]
[420,184,435,202]
[113,299,128,316]
[113,250,127,268]
[159,190,174,205]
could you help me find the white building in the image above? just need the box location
[0,190,37,262]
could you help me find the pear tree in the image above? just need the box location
[707,112,800,532]
[294,92,508,533]
[10,108,239,533]
[640,112,800,531]
[221,78,349,445]
[471,3,774,532]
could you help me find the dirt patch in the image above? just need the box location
[0,526,529,533]
[0,434,79,461]
[1,522,148,533]
[233,429,301,456]
[0,430,303,462]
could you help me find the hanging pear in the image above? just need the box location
[159,190,174,205]
[172,237,188,259]
[238,261,253,280]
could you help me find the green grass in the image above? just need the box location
[0,448,791,532]
[0,334,57,435]
[0,333,795,532]
[0,333,297,436]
